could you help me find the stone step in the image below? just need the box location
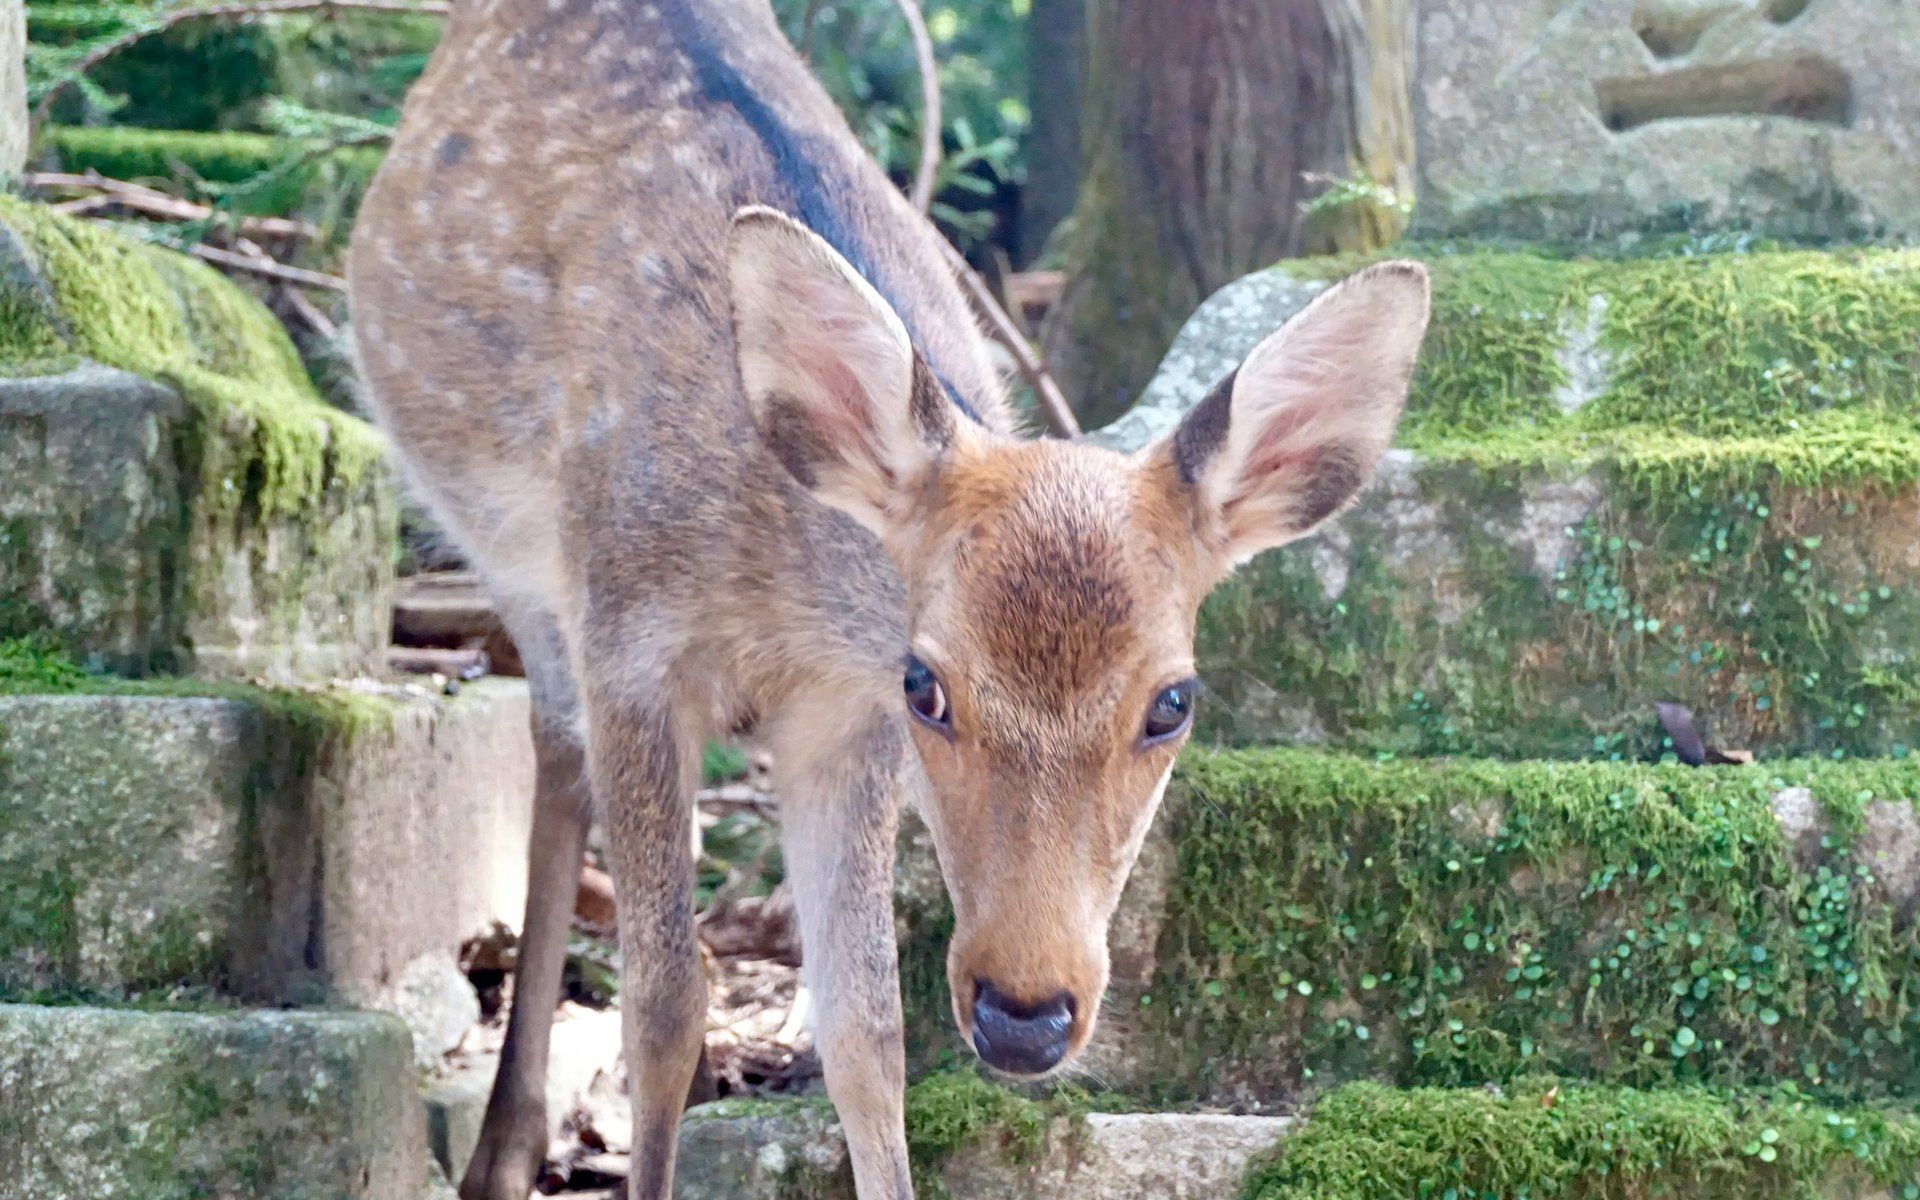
[0,1002,429,1200]
[0,678,533,1064]
[894,749,1920,1105]
[1095,247,1920,759]
[0,196,395,680]
[664,1077,1918,1199]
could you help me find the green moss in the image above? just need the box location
[0,636,397,742]
[0,195,382,514]
[1196,451,1920,760]
[1138,749,1920,1104]
[1280,246,1920,486]
[38,126,387,224]
[1242,1080,1920,1200]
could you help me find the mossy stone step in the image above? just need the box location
[895,749,1920,1106]
[1096,249,1920,758]
[665,1075,1918,1199]
[0,1003,429,1200]
[0,196,394,679]
[0,679,533,1065]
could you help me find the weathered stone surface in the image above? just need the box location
[1412,0,1920,240]
[897,752,1920,1104]
[0,680,534,1058]
[674,1101,1292,1200]
[0,1003,426,1200]
[0,198,394,679]
[1112,252,1920,758]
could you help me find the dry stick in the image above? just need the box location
[33,0,450,130]
[940,238,1080,437]
[27,170,320,241]
[886,0,1080,437]
[889,0,941,214]
[190,241,348,291]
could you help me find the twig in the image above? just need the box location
[888,0,942,214]
[33,0,450,131]
[27,171,320,241]
[189,241,348,291]
[278,280,340,339]
[938,238,1080,438]
[799,0,823,58]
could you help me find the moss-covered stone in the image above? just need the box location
[895,751,1920,1106]
[0,674,534,1065]
[1244,1079,1920,1200]
[0,196,395,678]
[0,1002,427,1200]
[1110,248,1920,758]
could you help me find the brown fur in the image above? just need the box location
[350,2,1427,1196]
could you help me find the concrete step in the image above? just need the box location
[663,1076,1918,1199]
[0,1002,428,1200]
[894,749,1920,1106]
[0,196,394,680]
[1097,248,1920,759]
[0,678,533,1064]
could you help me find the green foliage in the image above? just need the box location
[1242,1080,1920,1200]
[1143,749,1920,1103]
[772,0,1028,247]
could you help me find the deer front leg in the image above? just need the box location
[462,702,591,1200]
[771,700,915,1200]
[589,685,708,1200]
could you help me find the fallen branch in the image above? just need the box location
[189,241,348,292]
[889,0,941,214]
[33,0,449,131]
[939,238,1081,437]
[27,170,320,242]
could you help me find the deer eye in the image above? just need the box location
[1143,680,1196,744]
[904,655,951,731]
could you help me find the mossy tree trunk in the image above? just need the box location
[1018,0,1085,265]
[1045,0,1415,427]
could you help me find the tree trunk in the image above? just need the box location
[1018,0,1085,265]
[0,0,23,180]
[1045,0,1414,428]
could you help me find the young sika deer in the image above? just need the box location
[349,1,1429,1196]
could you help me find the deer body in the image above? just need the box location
[351,2,1430,1197]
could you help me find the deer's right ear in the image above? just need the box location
[727,206,959,538]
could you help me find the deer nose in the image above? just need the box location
[970,981,1074,1076]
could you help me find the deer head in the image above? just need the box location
[728,207,1430,1076]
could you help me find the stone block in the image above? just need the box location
[0,1003,426,1200]
[1412,0,1920,240]
[0,680,534,1060]
[674,1100,1292,1200]
[0,197,394,679]
[897,751,1920,1105]
[1109,251,1920,758]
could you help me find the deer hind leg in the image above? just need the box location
[768,695,915,1200]
[586,670,708,1200]
[461,609,591,1200]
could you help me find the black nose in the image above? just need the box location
[970,981,1074,1076]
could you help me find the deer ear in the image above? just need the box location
[727,206,961,537]
[1153,261,1430,569]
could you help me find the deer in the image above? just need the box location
[347,1,1429,1196]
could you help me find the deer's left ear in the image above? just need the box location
[1150,261,1430,569]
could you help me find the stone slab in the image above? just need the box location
[675,1102,1293,1200]
[1412,0,1920,240]
[896,752,1920,1105]
[0,1002,426,1200]
[0,680,534,1062]
[0,198,395,680]
[1107,253,1920,758]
